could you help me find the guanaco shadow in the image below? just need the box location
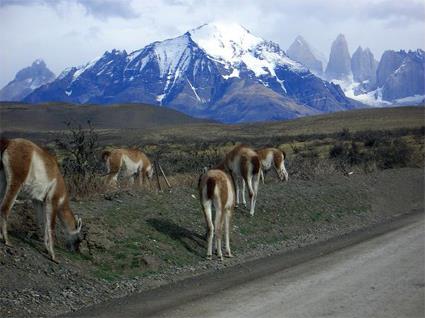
[146,218,205,257]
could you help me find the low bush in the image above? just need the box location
[54,120,105,198]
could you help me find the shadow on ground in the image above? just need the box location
[147,218,206,257]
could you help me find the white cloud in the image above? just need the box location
[0,0,424,87]
[0,0,139,19]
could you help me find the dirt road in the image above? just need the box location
[65,212,424,318]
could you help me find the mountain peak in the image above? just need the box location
[192,21,253,36]
[287,36,324,76]
[188,22,263,62]
[187,21,305,79]
[0,59,55,101]
[32,59,46,67]
[325,33,352,80]
[336,33,346,41]
[294,35,307,45]
[351,45,377,83]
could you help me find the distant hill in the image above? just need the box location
[1,103,422,148]
[143,105,425,144]
[0,102,211,131]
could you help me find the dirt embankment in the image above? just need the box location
[0,167,424,317]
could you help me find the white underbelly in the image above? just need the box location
[262,153,273,170]
[122,155,142,175]
[225,177,235,208]
[22,178,56,201]
[21,152,56,201]
[229,157,241,175]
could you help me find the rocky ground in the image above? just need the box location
[0,167,423,317]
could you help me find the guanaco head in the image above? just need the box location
[65,214,83,252]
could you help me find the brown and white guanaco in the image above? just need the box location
[257,148,289,183]
[0,138,82,262]
[216,145,261,216]
[102,148,153,187]
[198,168,235,260]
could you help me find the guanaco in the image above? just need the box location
[257,148,289,183]
[102,148,153,187]
[216,145,261,216]
[198,168,235,260]
[0,138,82,262]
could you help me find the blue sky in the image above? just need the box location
[0,0,424,87]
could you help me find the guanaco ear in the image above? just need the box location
[202,167,208,174]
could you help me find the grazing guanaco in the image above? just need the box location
[102,148,153,187]
[257,148,289,183]
[216,145,261,216]
[198,168,235,260]
[0,138,82,262]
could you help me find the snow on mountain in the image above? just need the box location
[334,49,425,107]
[24,22,359,123]
[189,23,262,64]
[146,36,192,77]
[189,23,305,80]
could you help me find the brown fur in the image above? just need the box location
[257,148,285,165]
[101,150,111,161]
[216,173,230,209]
[206,177,216,201]
[273,150,284,167]
[251,155,261,175]
[240,156,249,185]
[0,139,9,155]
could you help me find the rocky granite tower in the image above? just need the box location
[325,34,352,80]
[351,46,378,84]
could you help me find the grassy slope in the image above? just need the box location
[0,102,423,142]
[0,102,210,131]
[45,168,423,282]
[129,106,425,144]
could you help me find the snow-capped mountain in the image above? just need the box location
[24,22,359,123]
[332,49,424,107]
[373,49,424,104]
[287,35,326,76]
[0,59,55,101]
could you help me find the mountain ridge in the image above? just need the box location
[23,22,359,123]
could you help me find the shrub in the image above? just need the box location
[372,139,414,169]
[337,128,351,141]
[54,120,104,198]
